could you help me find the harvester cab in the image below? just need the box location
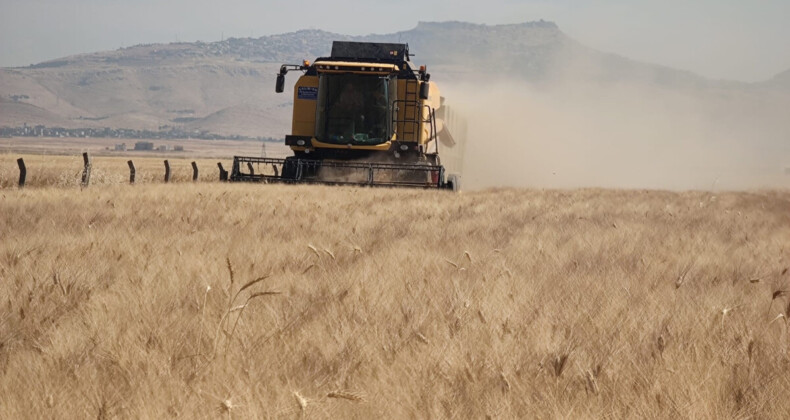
[230,41,466,190]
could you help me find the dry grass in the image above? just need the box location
[1,175,789,418]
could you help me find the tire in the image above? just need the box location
[281,156,298,180]
[447,174,461,192]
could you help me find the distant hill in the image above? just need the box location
[0,21,787,138]
[764,69,790,90]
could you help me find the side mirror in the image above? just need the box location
[419,82,430,100]
[275,74,285,93]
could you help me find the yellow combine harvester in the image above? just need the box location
[230,41,465,190]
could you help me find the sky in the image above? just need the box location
[1,0,788,82]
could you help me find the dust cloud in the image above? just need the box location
[444,78,789,191]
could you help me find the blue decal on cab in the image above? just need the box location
[297,87,318,100]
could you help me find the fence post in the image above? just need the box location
[17,158,26,188]
[191,161,198,181]
[164,160,171,183]
[127,160,136,184]
[81,152,91,187]
[217,162,228,181]
[247,162,255,176]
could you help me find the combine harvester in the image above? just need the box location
[229,41,466,190]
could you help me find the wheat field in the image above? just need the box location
[1,158,789,418]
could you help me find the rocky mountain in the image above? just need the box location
[0,21,786,138]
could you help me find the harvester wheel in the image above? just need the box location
[447,174,461,192]
[281,156,298,180]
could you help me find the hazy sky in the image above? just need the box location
[1,0,788,82]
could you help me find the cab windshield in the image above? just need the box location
[316,74,393,145]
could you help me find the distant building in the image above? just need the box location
[157,144,171,152]
[114,143,127,151]
[174,145,184,152]
[134,141,154,151]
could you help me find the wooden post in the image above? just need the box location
[247,162,255,176]
[191,161,198,181]
[127,160,136,184]
[17,158,26,188]
[164,160,171,183]
[217,162,228,181]
[81,152,91,187]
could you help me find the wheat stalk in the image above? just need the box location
[585,370,599,395]
[224,289,280,354]
[293,391,307,411]
[52,271,66,296]
[768,288,788,315]
[327,390,363,402]
[196,285,211,357]
[553,353,570,378]
[229,275,271,309]
[307,244,320,258]
[207,261,278,358]
[226,257,235,308]
[499,371,511,392]
[444,259,459,269]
